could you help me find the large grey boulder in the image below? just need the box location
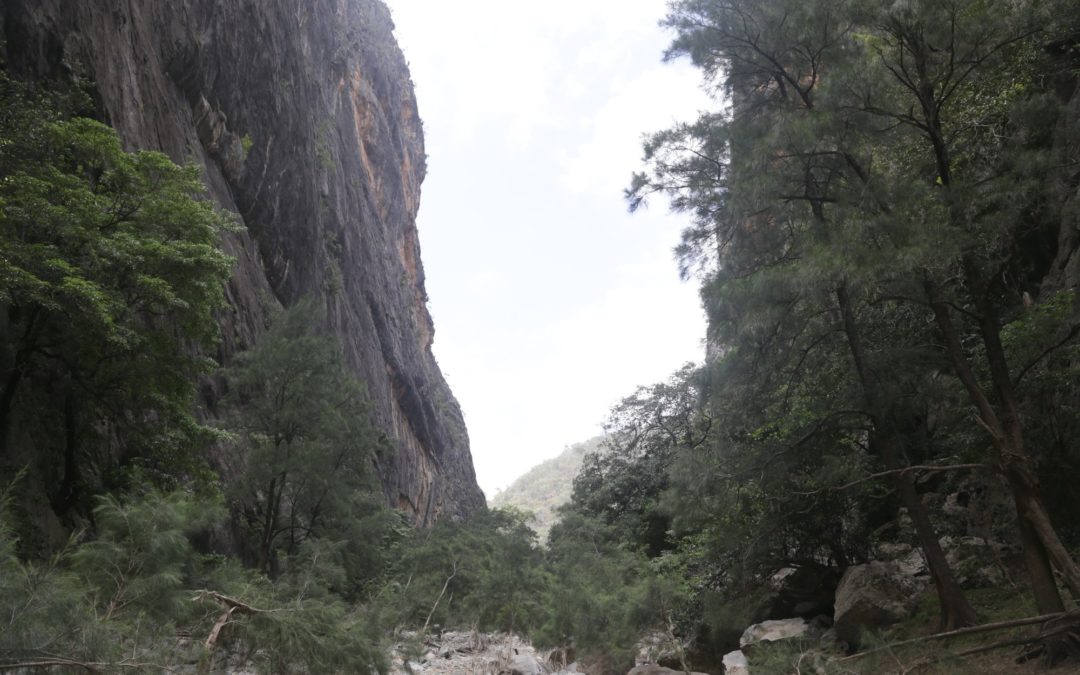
[833,561,927,644]
[511,653,545,675]
[939,535,1012,588]
[739,618,809,650]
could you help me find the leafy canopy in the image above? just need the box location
[0,73,236,496]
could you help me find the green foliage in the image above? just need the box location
[204,545,389,675]
[385,507,546,634]
[0,476,101,667]
[69,491,223,624]
[0,72,236,514]
[0,480,387,673]
[572,364,709,557]
[223,299,392,583]
[618,0,1080,642]
[0,71,399,672]
[535,511,662,672]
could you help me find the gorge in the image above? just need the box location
[2,0,1079,673]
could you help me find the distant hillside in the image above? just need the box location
[489,436,606,540]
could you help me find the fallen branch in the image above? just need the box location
[192,590,275,617]
[0,658,99,673]
[953,623,1075,659]
[837,610,1078,662]
[422,560,458,635]
[192,589,280,673]
[0,657,176,672]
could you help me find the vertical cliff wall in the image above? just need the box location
[1,0,486,523]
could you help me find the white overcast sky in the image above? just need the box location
[382,0,714,497]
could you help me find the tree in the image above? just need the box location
[537,511,660,674]
[222,300,385,576]
[0,73,235,515]
[850,0,1080,611]
[386,506,545,635]
[572,364,710,556]
[635,0,1080,632]
[633,0,984,630]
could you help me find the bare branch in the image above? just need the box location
[837,609,1080,663]
[792,463,993,495]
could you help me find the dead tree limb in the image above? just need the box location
[192,589,280,673]
[422,560,458,635]
[0,657,175,672]
[837,610,1078,662]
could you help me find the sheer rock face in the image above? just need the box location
[1,0,486,523]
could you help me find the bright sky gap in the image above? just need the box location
[383,0,713,496]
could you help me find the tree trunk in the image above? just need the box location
[836,284,977,629]
[877,434,979,629]
[1013,494,1066,613]
[926,285,1077,611]
[0,365,22,457]
[50,389,80,515]
[971,285,1080,600]
[258,475,282,574]
[0,308,44,457]
[1006,464,1080,602]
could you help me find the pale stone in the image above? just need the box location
[723,649,750,675]
[833,561,927,644]
[739,617,809,649]
[511,653,544,675]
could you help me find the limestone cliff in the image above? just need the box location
[1,0,486,523]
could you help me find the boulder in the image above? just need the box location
[636,629,679,666]
[872,541,928,578]
[739,618,809,650]
[625,666,710,675]
[938,475,1017,541]
[833,561,927,645]
[510,653,544,675]
[939,535,1012,588]
[761,566,838,619]
[722,649,750,675]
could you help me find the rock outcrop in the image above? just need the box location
[833,561,927,645]
[1,0,485,523]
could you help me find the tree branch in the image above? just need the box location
[793,463,993,495]
[837,610,1079,662]
[1015,323,1080,386]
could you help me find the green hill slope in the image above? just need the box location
[489,436,605,540]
